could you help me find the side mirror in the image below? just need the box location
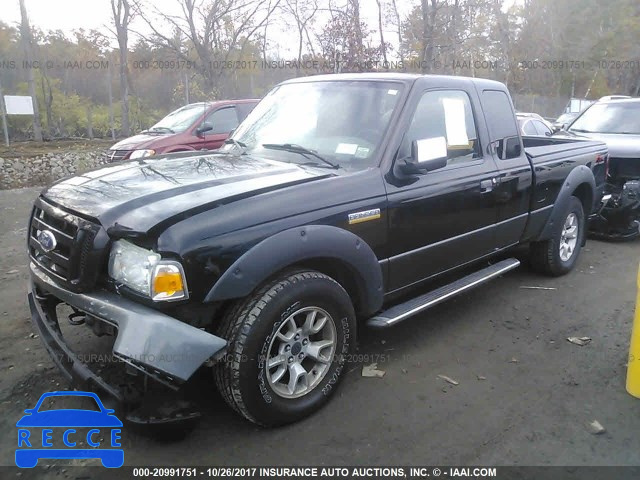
[497,136,522,160]
[196,124,214,136]
[402,138,448,174]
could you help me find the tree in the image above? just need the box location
[389,0,404,64]
[420,0,439,73]
[18,0,43,141]
[111,0,133,136]
[282,0,318,76]
[317,0,384,71]
[137,0,281,97]
[375,0,388,68]
[349,0,363,68]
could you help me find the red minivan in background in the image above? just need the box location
[104,99,259,162]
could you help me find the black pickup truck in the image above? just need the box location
[27,73,608,427]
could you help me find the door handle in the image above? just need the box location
[480,179,496,193]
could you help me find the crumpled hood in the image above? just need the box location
[42,152,331,234]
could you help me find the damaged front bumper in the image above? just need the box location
[28,261,227,419]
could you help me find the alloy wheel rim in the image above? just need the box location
[265,306,337,399]
[559,213,579,262]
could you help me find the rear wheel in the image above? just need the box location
[530,195,585,276]
[214,270,355,426]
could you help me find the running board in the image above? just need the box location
[367,258,521,328]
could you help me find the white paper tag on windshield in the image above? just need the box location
[388,89,398,95]
[355,146,370,158]
[442,97,469,146]
[335,143,359,155]
[416,136,447,162]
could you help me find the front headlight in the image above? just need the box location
[108,240,188,301]
[129,149,156,159]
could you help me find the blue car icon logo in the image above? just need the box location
[16,391,123,468]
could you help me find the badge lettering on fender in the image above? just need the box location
[348,209,381,225]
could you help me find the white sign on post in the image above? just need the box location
[4,95,35,115]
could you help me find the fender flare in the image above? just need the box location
[204,225,384,316]
[535,165,596,241]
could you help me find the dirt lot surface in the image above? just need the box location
[1,187,639,477]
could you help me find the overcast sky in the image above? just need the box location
[2,0,411,43]
[2,0,517,56]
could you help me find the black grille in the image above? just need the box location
[103,149,130,162]
[609,157,640,182]
[29,200,101,290]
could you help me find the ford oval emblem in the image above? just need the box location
[37,230,57,252]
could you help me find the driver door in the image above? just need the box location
[385,87,501,291]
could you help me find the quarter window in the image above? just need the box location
[482,90,519,141]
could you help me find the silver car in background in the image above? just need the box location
[560,98,640,240]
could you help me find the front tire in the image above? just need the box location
[530,195,585,276]
[214,270,356,426]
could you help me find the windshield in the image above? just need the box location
[556,113,575,123]
[569,102,640,134]
[227,81,404,170]
[150,103,210,133]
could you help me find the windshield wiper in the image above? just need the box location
[262,143,339,169]
[224,138,248,153]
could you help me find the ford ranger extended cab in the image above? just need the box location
[27,74,607,427]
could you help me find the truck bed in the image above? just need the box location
[522,135,608,216]
[523,135,608,160]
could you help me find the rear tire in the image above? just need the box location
[530,195,585,276]
[214,270,355,426]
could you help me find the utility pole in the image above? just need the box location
[19,0,43,142]
[107,61,116,140]
[0,76,9,146]
[184,72,190,105]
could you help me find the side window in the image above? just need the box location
[482,90,521,159]
[236,103,257,121]
[400,90,481,166]
[204,107,239,135]
[482,90,519,140]
[522,120,537,135]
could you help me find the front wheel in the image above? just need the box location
[530,195,585,276]
[214,270,356,426]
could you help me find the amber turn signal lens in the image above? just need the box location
[151,263,187,300]
[154,272,183,295]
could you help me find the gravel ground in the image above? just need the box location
[1,186,639,478]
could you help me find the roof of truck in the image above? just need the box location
[596,97,640,105]
[281,72,506,90]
